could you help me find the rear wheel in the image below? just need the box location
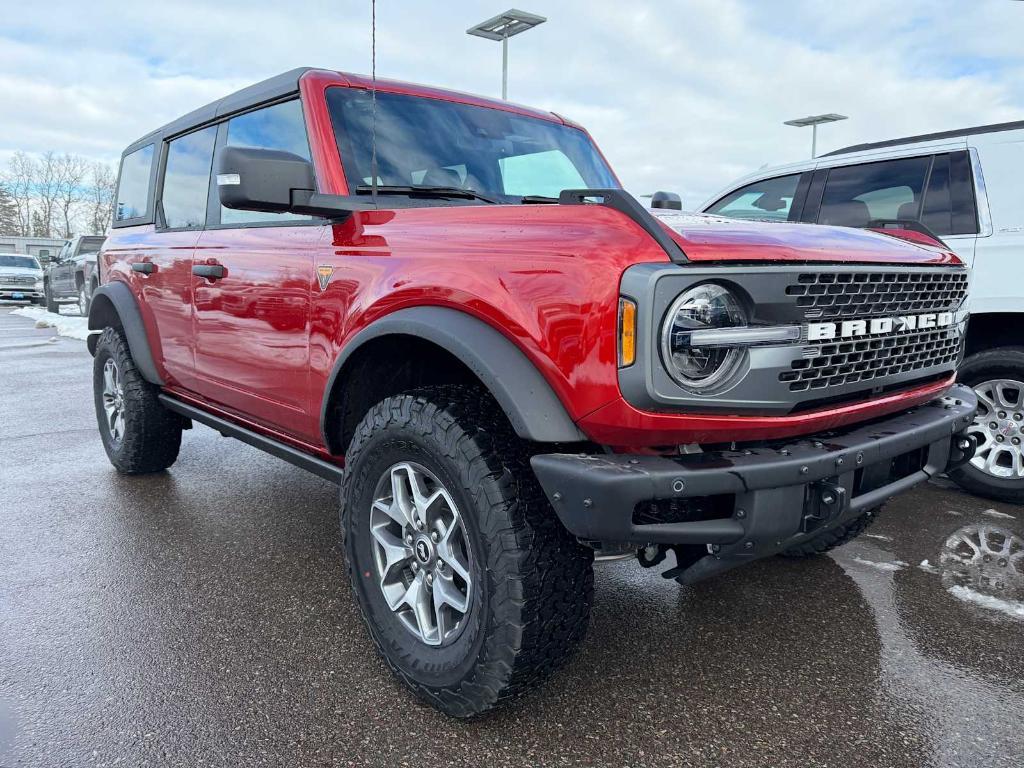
[44,282,59,313]
[93,327,182,474]
[781,508,879,558]
[949,348,1024,504]
[341,387,593,717]
[77,284,90,316]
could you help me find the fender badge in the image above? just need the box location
[316,265,335,292]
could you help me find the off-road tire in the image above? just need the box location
[948,348,1024,504]
[93,327,182,474]
[341,386,594,717]
[44,283,59,313]
[780,508,880,558]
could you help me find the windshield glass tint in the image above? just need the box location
[0,255,40,269]
[327,88,617,203]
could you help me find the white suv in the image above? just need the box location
[700,120,1024,503]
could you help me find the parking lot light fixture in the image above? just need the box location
[467,9,547,100]
[784,113,848,158]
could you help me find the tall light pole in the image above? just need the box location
[784,113,848,158]
[467,9,546,100]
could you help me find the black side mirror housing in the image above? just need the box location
[215,146,374,219]
[651,191,683,210]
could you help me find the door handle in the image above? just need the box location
[192,264,226,280]
[131,262,155,274]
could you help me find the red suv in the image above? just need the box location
[88,67,978,716]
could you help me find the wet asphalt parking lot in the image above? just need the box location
[1,305,1022,768]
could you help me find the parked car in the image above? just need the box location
[0,252,44,304]
[700,119,1023,503]
[44,234,106,315]
[87,67,977,717]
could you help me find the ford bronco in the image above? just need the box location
[88,68,977,717]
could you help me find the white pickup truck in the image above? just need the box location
[700,120,1024,503]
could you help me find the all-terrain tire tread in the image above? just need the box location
[341,385,593,717]
[780,508,880,558]
[94,326,181,474]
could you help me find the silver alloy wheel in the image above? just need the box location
[369,462,473,646]
[78,287,88,316]
[967,379,1024,479]
[101,358,126,445]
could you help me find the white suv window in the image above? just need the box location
[706,174,800,222]
[818,157,930,228]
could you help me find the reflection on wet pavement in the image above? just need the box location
[1,308,1022,767]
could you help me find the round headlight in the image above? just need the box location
[661,283,747,390]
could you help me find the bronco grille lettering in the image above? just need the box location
[807,311,954,341]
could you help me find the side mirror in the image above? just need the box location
[214,146,375,219]
[651,191,683,210]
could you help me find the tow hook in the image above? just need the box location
[802,480,846,533]
[946,432,977,471]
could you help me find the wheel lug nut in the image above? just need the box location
[997,435,1005,442]
[1016,413,1023,421]
[416,519,425,531]
[405,534,413,545]
[412,562,419,572]
[990,422,999,430]
[999,411,1007,418]
[436,560,444,571]
[430,531,439,542]
[425,573,433,586]
[1014,438,1021,446]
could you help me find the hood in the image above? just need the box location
[651,211,961,266]
[0,266,43,278]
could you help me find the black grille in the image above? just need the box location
[785,270,967,319]
[781,326,962,392]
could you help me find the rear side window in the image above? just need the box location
[706,174,801,222]
[115,144,155,222]
[161,126,217,229]
[220,99,311,225]
[818,157,930,227]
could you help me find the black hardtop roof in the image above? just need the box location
[822,118,1024,157]
[123,67,312,154]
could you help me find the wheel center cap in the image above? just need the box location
[414,537,434,565]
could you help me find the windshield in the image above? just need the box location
[327,88,618,203]
[0,254,41,270]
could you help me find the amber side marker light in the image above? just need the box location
[618,297,637,367]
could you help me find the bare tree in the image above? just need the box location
[0,182,19,235]
[86,162,116,235]
[30,151,63,238]
[54,153,89,238]
[4,152,36,236]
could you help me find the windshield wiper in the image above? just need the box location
[354,185,498,204]
[519,195,560,204]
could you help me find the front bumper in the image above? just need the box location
[0,287,42,299]
[531,385,978,584]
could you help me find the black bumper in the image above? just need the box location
[531,385,977,584]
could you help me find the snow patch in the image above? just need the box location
[947,585,1024,620]
[864,533,893,541]
[11,307,92,341]
[982,508,1016,521]
[852,556,906,572]
[944,509,963,516]
[918,559,940,574]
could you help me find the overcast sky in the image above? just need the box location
[2,0,1023,207]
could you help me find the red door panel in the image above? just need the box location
[191,225,320,441]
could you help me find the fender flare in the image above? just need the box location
[87,281,164,385]
[321,306,586,446]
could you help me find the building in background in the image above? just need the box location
[0,235,67,264]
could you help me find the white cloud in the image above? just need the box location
[1,0,1022,207]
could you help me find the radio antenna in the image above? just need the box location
[370,0,378,205]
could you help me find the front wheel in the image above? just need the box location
[341,387,593,717]
[949,348,1024,503]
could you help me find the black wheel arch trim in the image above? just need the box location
[87,281,164,385]
[320,306,586,449]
